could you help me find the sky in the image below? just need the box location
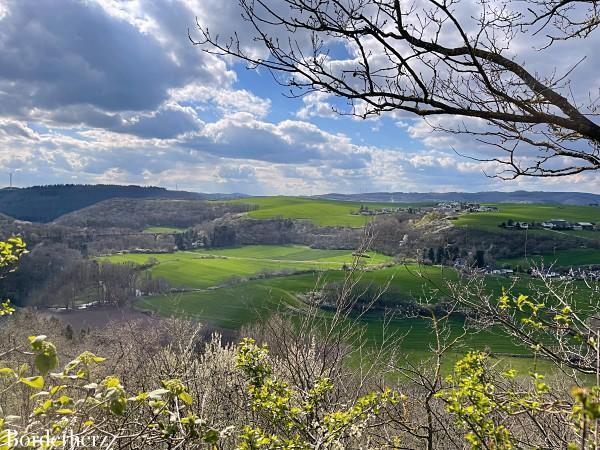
[0,0,597,195]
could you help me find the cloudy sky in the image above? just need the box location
[0,0,597,194]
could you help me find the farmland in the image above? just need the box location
[453,203,600,233]
[55,196,600,373]
[230,196,405,227]
[135,268,561,372]
[134,265,453,327]
[132,259,592,327]
[227,197,600,231]
[498,248,600,269]
[100,245,394,289]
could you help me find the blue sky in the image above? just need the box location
[0,0,597,194]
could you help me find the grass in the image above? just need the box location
[190,245,392,264]
[100,245,394,289]
[143,226,186,234]
[226,197,600,233]
[134,266,447,327]
[453,203,600,233]
[498,248,600,269]
[121,242,595,374]
[229,196,418,227]
[135,263,594,327]
[135,268,564,373]
[100,239,595,374]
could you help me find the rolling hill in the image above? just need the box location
[54,198,250,229]
[228,196,407,227]
[0,185,243,222]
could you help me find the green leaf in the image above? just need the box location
[35,353,59,376]
[203,429,220,444]
[179,392,193,405]
[110,397,126,416]
[19,376,45,390]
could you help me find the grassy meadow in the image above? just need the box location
[229,196,408,227]
[498,248,600,269]
[100,245,394,289]
[453,203,600,232]
[135,267,565,373]
[133,259,593,327]
[134,265,452,327]
[106,199,600,373]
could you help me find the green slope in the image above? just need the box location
[453,203,600,232]
[135,268,567,373]
[499,248,600,269]
[100,245,394,289]
[229,196,411,227]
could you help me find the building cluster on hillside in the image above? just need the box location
[502,218,599,231]
[567,267,600,280]
[530,268,561,278]
[539,219,596,231]
[529,267,600,280]
[434,202,498,213]
[482,265,600,280]
[355,205,404,216]
[354,201,500,216]
[488,268,514,276]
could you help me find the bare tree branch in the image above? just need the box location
[192,0,600,178]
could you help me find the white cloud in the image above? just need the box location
[0,0,597,195]
[169,85,271,118]
[296,92,338,119]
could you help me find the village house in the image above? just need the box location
[489,268,514,276]
[541,219,572,230]
[531,269,560,278]
[434,202,487,213]
[475,205,499,212]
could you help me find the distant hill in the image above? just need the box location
[0,185,243,222]
[317,191,600,206]
[54,198,251,229]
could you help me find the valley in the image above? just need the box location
[1,185,599,373]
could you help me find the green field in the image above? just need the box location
[499,248,600,269]
[227,197,600,231]
[101,245,394,289]
[135,268,563,373]
[143,226,186,234]
[134,262,587,328]
[230,196,414,227]
[119,243,596,373]
[120,200,600,375]
[135,265,451,327]
[453,203,600,233]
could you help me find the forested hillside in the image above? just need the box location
[54,198,252,229]
[0,185,242,222]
